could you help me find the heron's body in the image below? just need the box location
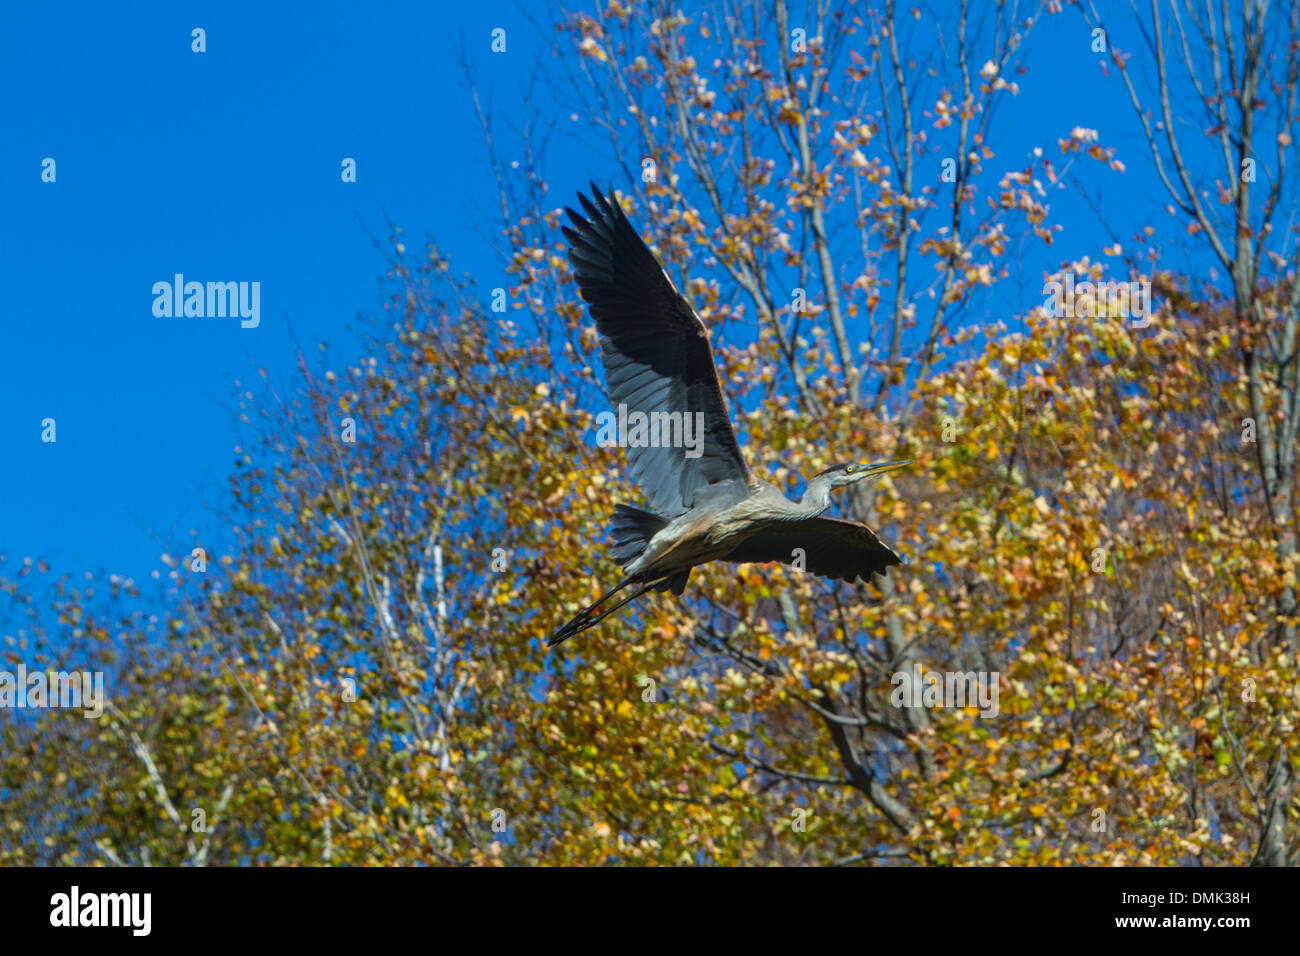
[626,480,820,578]
[549,184,912,647]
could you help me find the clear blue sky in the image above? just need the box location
[1,1,1183,584]
[0,0,592,582]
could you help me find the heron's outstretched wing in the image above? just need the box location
[722,516,902,584]
[562,184,751,518]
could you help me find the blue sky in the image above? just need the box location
[1,0,589,581]
[1,1,1194,585]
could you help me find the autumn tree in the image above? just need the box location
[2,0,1297,866]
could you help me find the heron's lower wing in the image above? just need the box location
[562,185,751,517]
[722,516,902,584]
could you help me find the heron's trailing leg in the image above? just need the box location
[549,578,634,644]
[548,577,666,647]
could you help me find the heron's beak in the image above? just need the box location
[858,459,913,479]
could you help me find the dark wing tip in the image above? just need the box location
[575,181,622,224]
[562,205,587,229]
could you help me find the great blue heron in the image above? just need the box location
[550,184,910,647]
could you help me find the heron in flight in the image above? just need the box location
[550,185,910,647]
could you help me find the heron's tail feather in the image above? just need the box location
[608,503,668,565]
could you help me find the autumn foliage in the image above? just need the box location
[3,0,1298,865]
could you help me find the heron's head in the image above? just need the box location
[812,460,913,490]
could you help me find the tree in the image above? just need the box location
[2,0,1295,866]
[1079,0,1300,865]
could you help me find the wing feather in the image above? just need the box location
[563,184,750,517]
[723,516,903,584]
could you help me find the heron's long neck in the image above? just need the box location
[794,477,833,518]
